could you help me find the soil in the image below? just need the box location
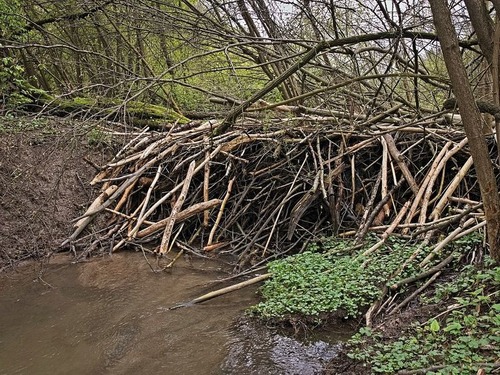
[0,115,112,270]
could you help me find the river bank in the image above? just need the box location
[1,115,498,374]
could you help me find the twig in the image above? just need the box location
[383,133,419,195]
[420,217,475,266]
[61,185,118,246]
[388,270,442,314]
[207,177,235,246]
[391,252,458,290]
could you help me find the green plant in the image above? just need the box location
[348,262,500,374]
[250,237,427,320]
[0,115,49,134]
[87,127,112,147]
[0,0,25,38]
[0,57,33,108]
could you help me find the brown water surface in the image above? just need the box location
[0,253,350,374]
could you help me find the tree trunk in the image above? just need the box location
[429,0,500,262]
[464,0,494,65]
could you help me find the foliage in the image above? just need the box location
[0,57,32,108]
[348,257,500,374]
[0,54,53,110]
[0,0,473,117]
[86,127,112,148]
[250,237,435,320]
[0,114,49,134]
[0,0,25,38]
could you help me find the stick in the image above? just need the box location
[381,135,390,216]
[431,156,474,220]
[402,141,450,231]
[362,200,411,256]
[130,164,162,237]
[158,160,196,254]
[136,199,222,238]
[391,252,458,290]
[389,270,442,314]
[420,217,476,266]
[170,273,271,309]
[383,133,419,195]
[355,171,382,243]
[207,177,235,246]
[128,144,223,235]
[203,141,210,227]
[112,178,137,213]
[356,176,403,244]
[61,185,118,246]
[165,248,184,268]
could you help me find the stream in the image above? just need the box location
[0,253,352,374]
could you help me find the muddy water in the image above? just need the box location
[0,253,351,374]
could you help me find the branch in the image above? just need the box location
[169,273,271,309]
[18,1,115,35]
[213,30,477,135]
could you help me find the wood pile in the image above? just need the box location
[62,111,497,269]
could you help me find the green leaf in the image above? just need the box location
[429,319,441,332]
[444,321,463,333]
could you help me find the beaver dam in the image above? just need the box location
[60,106,495,275]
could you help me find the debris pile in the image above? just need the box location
[63,113,495,269]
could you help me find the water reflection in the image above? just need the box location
[221,319,346,375]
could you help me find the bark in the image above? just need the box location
[429,0,500,262]
[491,0,500,16]
[464,0,494,65]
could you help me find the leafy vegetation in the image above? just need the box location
[251,237,439,320]
[348,257,500,374]
[0,0,25,38]
[0,57,32,109]
[86,127,112,148]
[251,234,499,373]
[1,1,499,369]
[0,114,49,134]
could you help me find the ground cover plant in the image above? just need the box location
[348,257,500,374]
[251,237,438,320]
[251,235,499,374]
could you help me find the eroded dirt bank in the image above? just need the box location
[0,115,110,269]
